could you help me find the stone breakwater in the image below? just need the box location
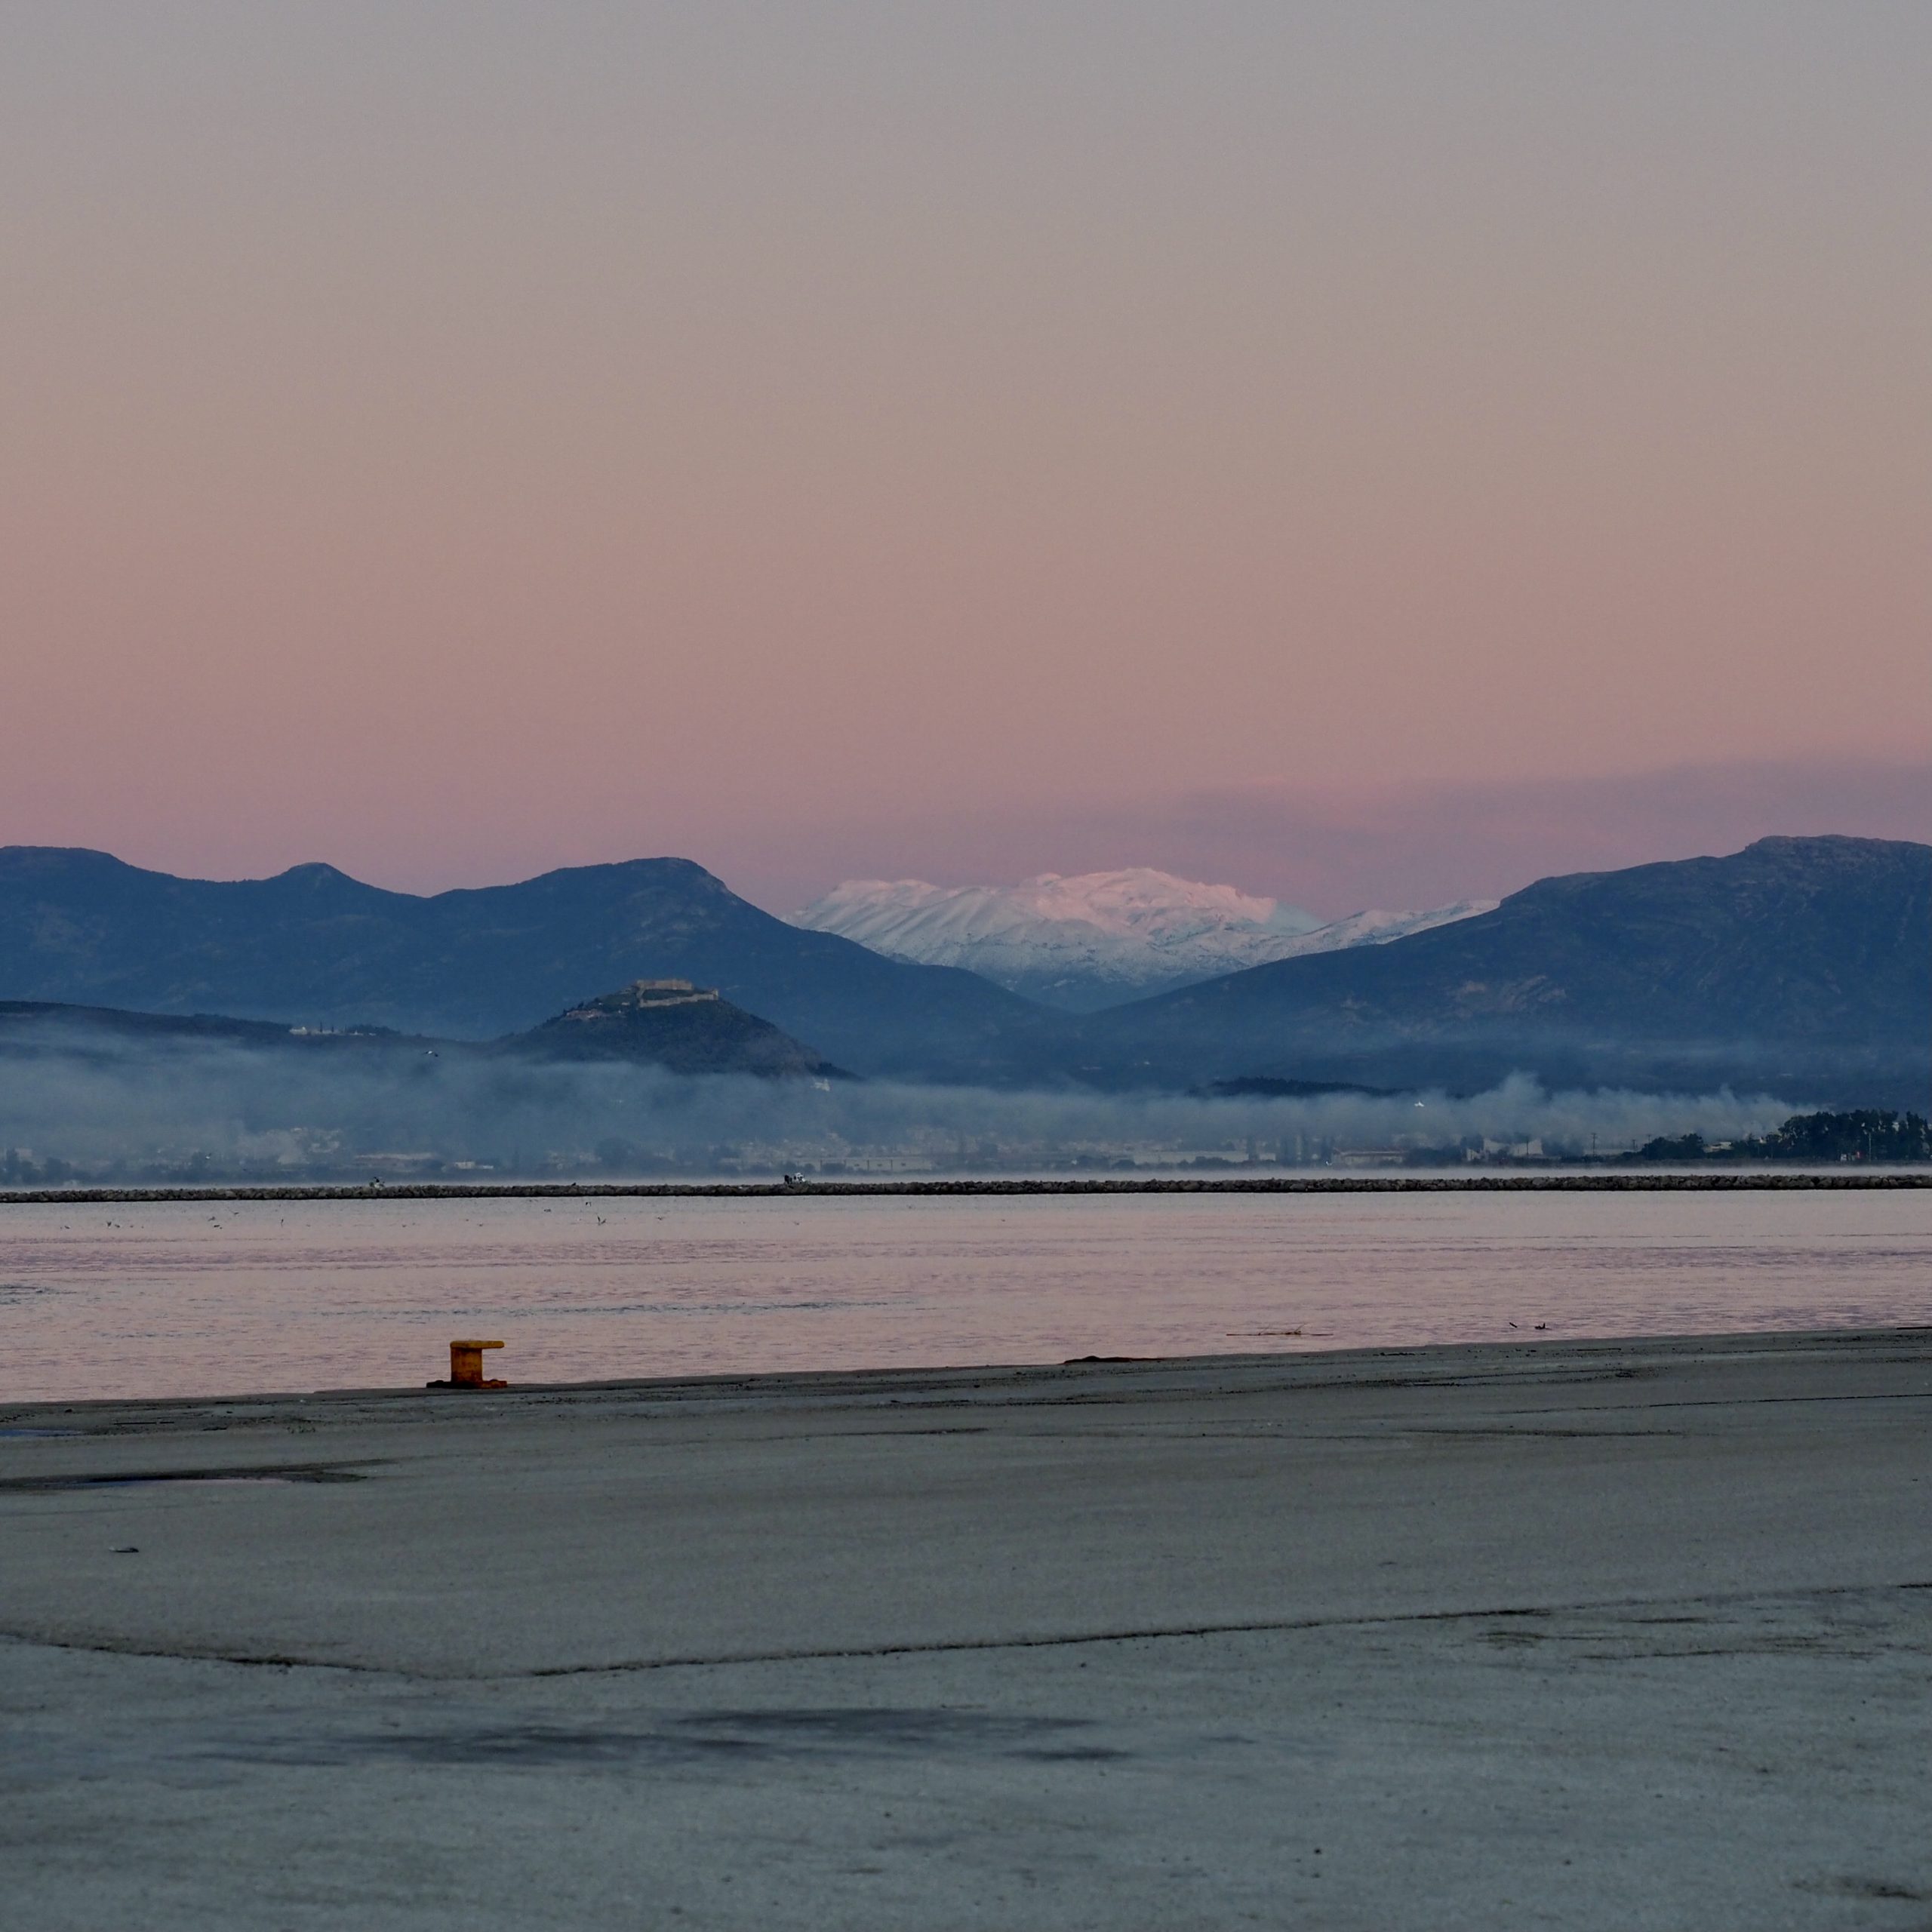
[0,1170,1927,1204]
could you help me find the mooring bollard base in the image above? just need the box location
[427,1339,508,1389]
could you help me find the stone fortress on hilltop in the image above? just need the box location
[562,978,721,1020]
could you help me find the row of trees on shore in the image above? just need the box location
[1636,1110,1931,1164]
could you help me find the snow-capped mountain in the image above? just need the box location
[789,869,1495,1011]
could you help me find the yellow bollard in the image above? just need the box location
[430,1339,507,1389]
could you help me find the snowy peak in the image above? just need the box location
[801,869,1318,952]
[791,870,1494,1011]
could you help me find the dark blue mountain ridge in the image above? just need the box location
[0,848,1057,1081]
[1081,835,1931,1105]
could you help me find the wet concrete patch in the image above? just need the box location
[198,1707,1127,1770]
[0,1463,372,1493]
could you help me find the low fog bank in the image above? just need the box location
[0,1030,1792,1180]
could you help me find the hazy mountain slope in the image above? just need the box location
[0,983,841,1084]
[0,850,1065,1081]
[0,999,404,1059]
[0,986,844,1180]
[792,868,1492,1008]
[1081,837,1932,1105]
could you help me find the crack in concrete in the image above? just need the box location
[6,1579,1925,1686]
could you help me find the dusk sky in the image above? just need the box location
[4,3,1927,915]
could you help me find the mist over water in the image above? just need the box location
[0,1026,1794,1176]
[2,1033,1918,1404]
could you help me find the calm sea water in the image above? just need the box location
[2,1187,1929,1404]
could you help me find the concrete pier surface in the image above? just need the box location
[4,1330,1930,1929]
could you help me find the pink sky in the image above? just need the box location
[3,5,1927,915]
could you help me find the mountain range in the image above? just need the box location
[0,835,1924,1103]
[0,847,1045,1082]
[791,869,1493,1009]
[1081,835,1930,1104]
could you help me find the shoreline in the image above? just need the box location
[2,1167,1928,1204]
[6,1320,1929,1426]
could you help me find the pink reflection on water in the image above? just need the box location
[2,1191,1928,1403]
